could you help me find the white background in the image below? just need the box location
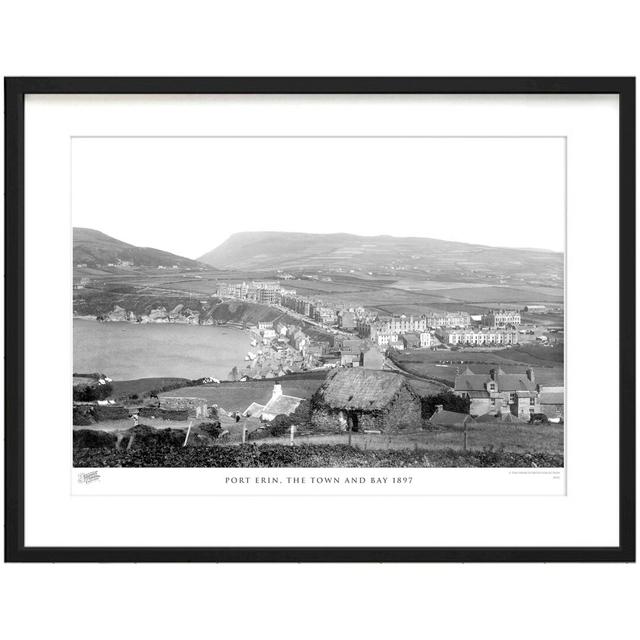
[1,2,638,640]
[29,94,612,542]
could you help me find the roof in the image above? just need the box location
[242,402,265,418]
[313,368,415,411]
[540,390,564,405]
[454,368,536,393]
[429,410,474,427]
[262,394,303,417]
[476,412,527,424]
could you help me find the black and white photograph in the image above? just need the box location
[5,77,633,565]
[71,135,566,471]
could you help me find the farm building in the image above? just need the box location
[539,386,564,420]
[475,412,527,424]
[310,368,423,433]
[428,405,475,428]
[242,382,303,422]
[158,396,210,418]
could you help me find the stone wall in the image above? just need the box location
[310,386,423,433]
[159,396,210,418]
[382,386,423,431]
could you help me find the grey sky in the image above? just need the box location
[72,136,565,258]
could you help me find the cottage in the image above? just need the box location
[242,382,303,422]
[454,366,540,419]
[310,368,422,433]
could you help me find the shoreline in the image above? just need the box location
[74,318,255,381]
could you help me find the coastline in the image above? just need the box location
[73,318,255,381]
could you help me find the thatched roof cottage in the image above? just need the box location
[310,368,423,433]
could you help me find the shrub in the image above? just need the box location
[421,392,470,419]
[73,382,113,402]
[198,422,222,438]
[118,425,185,449]
[73,405,95,426]
[73,429,117,449]
[268,400,311,432]
[94,405,129,421]
[268,422,288,437]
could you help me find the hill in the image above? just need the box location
[198,231,563,284]
[74,227,206,269]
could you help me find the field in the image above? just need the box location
[158,370,445,413]
[158,372,328,413]
[110,377,191,399]
[390,346,564,386]
[255,422,564,455]
[75,260,563,322]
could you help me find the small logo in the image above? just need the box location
[78,470,101,484]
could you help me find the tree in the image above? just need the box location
[421,391,470,419]
[73,382,113,402]
[228,366,240,382]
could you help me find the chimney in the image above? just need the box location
[272,382,283,400]
[435,404,444,413]
[526,368,535,383]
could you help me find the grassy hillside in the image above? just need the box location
[74,227,205,269]
[199,231,563,290]
[159,373,328,413]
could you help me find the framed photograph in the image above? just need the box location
[4,77,635,562]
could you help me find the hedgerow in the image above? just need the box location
[73,442,563,469]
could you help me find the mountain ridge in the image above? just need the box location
[197,231,563,281]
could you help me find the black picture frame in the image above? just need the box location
[4,77,636,563]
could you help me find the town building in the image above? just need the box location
[336,337,366,353]
[401,333,421,349]
[419,332,433,348]
[338,310,356,330]
[423,312,471,328]
[368,312,470,344]
[437,328,518,346]
[483,309,521,327]
[453,367,540,418]
[340,352,360,367]
[291,330,308,352]
[315,306,337,325]
[310,368,423,433]
[359,346,386,370]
